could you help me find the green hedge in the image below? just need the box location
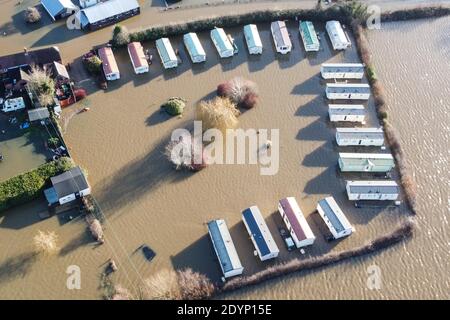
[0,157,75,212]
[123,7,350,45]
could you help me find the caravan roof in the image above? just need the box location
[128,42,148,69]
[336,128,384,140]
[271,21,291,48]
[279,197,314,242]
[183,33,206,58]
[327,83,371,94]
[347,180,400,194]
[211,28,233,53]
[299,21,319,48]
[321,63,365,74]
[98,47,119,76]
[81,0,139,24]
[318,197,352,234]
[156,38,177,63]
[243,24,262,49]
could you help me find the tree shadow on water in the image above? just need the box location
[0,252,38,285]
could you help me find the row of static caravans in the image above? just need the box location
[207,197,354,279]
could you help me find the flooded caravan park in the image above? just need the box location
[0,1,448,299]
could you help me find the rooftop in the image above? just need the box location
[81,0,139,24]
[271,21,291,48]
[51,166,89,198]
[347,180,400,194]
[318,197,352,234]
[0,47,61,72]
[98,47,119,75]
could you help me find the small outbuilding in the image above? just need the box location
[317,197,354,240]
[210,27,235,58]
[183,33,206,63]
[243,24,263,55]
[278,197,315,249]
[328,104,365,123]
[346,180,400,201]
[44,166,91,206]
[326,20,351,50]
[155,38,178,69]
[28,107,50,122]
[338,153,395,173]
[242,206,279,261]
[41,0,78,21]
[80,0,140,31]
[271,21,292,54]
[299,21,320,52]
[98,47,120,81]
[207,219,244,279]
[128,42,149,74]
[321,63,365,79]
[326,83,371,100]
[336,128,385,147]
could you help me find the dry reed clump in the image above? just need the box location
[86,215,104,243]
[222,220,414,292]
[111,285,133,300]
[33,230,59,255]
[217,77,259,109]
[196,97,240,132]
[177,268,215,300]
[24,65,56,107]
[142,269,182,300]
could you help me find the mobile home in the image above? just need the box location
[321,63,365,79]
[210,28,234,58]
[346,180,400,201]
[299,21,320,52]
[338,153,395,173]
[207,219,244,279]
[41,0,78,21]
[1,97,26,113]
[98,47,120,81]
[271,21,292,54]
[326,20,351,50]
[242,206,279,261]
[183,33,206,63]
[328,104,365,123]
[155,38,178,69]
[128,42,149,74]
[317,197,354,240]
[336,128,385,147]
[326,83,371,100]
[243,24,263,55]
[278,197,315,248]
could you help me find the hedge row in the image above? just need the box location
[381,6,450,22]
[0,157,75,212]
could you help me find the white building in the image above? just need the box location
[242,206,279,261]
[98,47,120,81]
[271,21,292,54]
[336,128,385,147]
[44,167,91,206]
[207,219,244,279]
[346,180,400,201]
[278,197,315,248]
[41,0,77,21]
[321,63,365,79]
[210,28,235,58]
[326,83,371,100]
[338,153,395,173]
[183,32,206,63]
[328,104,365,123]
[2,97,26,112]
[326,20,351,50]
[128,42,149,74]
[243,24,263,55]
[317,197,354,240]
[299,21,320,52]
[155,38,178,69]
[79,0,98,8]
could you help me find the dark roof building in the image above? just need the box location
[0,47,62,74]
[45,167,91,206]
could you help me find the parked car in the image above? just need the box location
[279,227,296,251]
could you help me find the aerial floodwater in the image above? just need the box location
[0,0,448,300]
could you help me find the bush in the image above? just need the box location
[0,157,75,212]
[196,97,240,132]
[47,137,60,149]
[217,77,259,109]
[112,25,130,47]
[87,215,104,243]
[177,268,215,300]
[33,230,58,255]
[24,7,41,23]
[366,65,377,83]
[142,269,181,300]
[84,56,102,75]
[161,97,186,116]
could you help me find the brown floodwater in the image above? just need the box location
[0,0,448,300]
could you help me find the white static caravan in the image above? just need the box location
[242,206,279,261]
[207,219,244,279]
[271,21,292,54]
[326,20,351,50]
[128,42,149,74]
[328,104,365,123]
[299,20,320,52]
[346,180,400,201]
[336,128,385,147]
[1,97,26,112]
[321,63,365,79]
[98,47,120,81]
[243,24,263,55]
[155,38,178,69]
[183,32,206,63]
[317,197,354,240]
[278,197,315,249]
[338,153,395,173]
[210,28,234,58]
[326,83,371,100]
